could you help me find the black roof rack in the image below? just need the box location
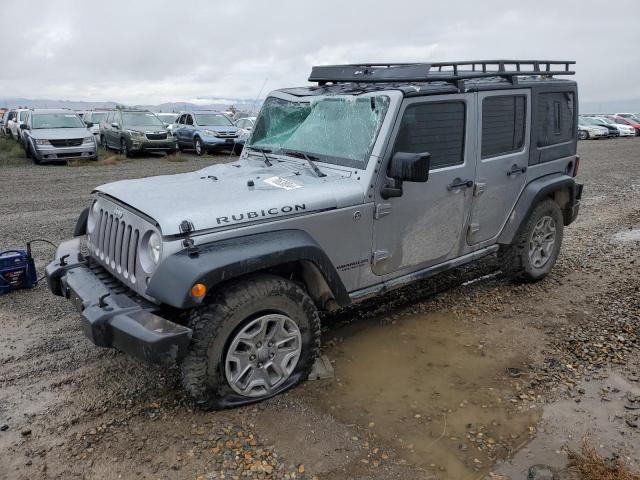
[308,60,575,86]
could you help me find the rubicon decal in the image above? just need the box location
[216,204,307,225]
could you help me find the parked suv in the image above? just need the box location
[21,109,97,164]
[100,109,177,156]
[47,60,583,409]
[0,110,10,136]
[174,111,243,155]
[83,110,111,143]
[8,108,30,141]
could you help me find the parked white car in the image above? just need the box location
[577,122,608,140]
[82,111,111,142]
[9,109,30,141]
[591,116,636,137]
[156,113,179,135]
[235,116,256,142]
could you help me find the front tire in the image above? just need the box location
[120,138,132,158]
[194,137,204,156]
[499,198,564,282]
[578,130,589,140]
[180,275,320,410]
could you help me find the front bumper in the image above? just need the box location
[33,142,97,162]
[130,137,177,152]
[46,237,192,364]
[202,135,243,150]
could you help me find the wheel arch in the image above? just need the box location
[498,173,578,245]
[147,229,350,311]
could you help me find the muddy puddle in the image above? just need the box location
[313,311,540,479]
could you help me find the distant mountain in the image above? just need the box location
[579,98,640,115]
[0,98,261,113]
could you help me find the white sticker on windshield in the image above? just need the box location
[264,176,302,190]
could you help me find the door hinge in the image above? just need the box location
[375,203,392,219]
[372,249,390,265]
[473,182,486,197]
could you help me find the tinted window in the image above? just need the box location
[481,95,526,158]
[537,92,575,147]
[186,115,194,125]
[393,101,466,169]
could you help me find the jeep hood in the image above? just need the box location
[95,159,365,236]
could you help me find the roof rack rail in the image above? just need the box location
[308,60,575,85]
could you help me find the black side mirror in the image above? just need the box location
[111,122,120,129]
[381,152,431,199]
[85,121,93,128]
[20,123,28,130]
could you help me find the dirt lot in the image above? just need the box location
[0,139,639,480]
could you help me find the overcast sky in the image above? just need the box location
[1,0,639,105]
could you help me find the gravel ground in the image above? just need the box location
[0,138,639,480]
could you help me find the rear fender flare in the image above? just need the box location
[498,174,577,245]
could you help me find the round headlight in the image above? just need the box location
[148,232,161,264]
[140,230,162,274]
[87,201,99,234]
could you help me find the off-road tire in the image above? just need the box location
[499,198,564,282]
[180,274,321,410]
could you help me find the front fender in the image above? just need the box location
[146,229,350,309]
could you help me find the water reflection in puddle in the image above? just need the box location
[315,312,540,479]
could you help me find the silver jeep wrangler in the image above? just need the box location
[47,60,583,409]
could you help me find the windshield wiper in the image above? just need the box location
[281,149,326,178]
[247,146,273,167]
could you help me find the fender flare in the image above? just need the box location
[146,229,350,309]
[74,207,90,237]
[497,174,578,245]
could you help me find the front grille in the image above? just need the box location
[145,133,167,140]
[49,138,83,147]
[92,208,140,286]
[216,131,238,138]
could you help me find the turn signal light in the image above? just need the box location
[191,283,207,298]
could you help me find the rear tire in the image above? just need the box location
[180,274,320,410]
[499,198,564,282]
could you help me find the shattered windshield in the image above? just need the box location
[249,95,390,168]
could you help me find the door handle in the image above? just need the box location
[507,164,527,177]
[447,178,474,191]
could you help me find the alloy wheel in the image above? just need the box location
[528,215,556,268]
[224,314,302,397]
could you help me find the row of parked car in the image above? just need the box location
[577,113,640,140]
[0,107,258,164]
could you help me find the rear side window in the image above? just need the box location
[481,95,526,158]
[537,92,575,147]
[393,101,466,169]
